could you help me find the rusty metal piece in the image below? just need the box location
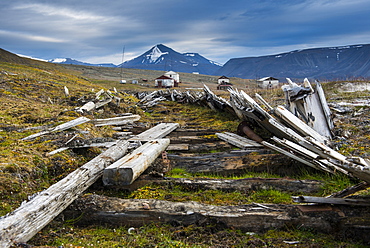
[237,121,263,143]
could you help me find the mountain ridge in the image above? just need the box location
[216,44,370,80]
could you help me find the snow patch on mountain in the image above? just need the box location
[145,45,168,63]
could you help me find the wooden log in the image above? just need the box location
[0,140,130,248]
[103,139,170,185]
[63,194,370,242]
[22,117,91,140]
[92,115,141,127]
[129,123,179,141]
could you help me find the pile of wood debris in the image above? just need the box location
[136,79,370,195]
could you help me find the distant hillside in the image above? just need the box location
[216,44,370,80]
[120,44,222,75]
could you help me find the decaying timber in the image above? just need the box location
[63,194,370,242]
[126,177,324,194]
[0,140,130,248]
[103,139,170,185]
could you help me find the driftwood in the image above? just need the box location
[0,140,130,247]
[103,139,170,185]
[63,194,370,242]
[22,116,91,140]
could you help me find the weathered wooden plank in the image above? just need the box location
[92,115,141,127]
[103,139,170,185]
[0,140,130,248]
[216,132,263,149]
[129,123,179,141]
[273,105,329,144]
[22,117,91,140]
[292,196,370,206]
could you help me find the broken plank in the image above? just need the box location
[22,117,91,140]
[92,115,141,127]
[216,132,263,149]
[129,123,179,141]
[0,140,130,248]
[103,139,170,185]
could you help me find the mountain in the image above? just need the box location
[120,44,222,75]
[216,44,370,80]
[49,58,116,67]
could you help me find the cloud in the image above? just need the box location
[1,0,369,65]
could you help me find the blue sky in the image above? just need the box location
[1,0,369,65]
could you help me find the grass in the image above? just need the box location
[30,222,369,248]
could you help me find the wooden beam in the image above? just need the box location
[103,139,170,185]
[129,123,179,141]
[0,140,130,247]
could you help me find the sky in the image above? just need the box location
[1,0,370,65]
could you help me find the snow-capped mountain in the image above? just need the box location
[216,44,370,80]
[120,44,222,75]
[49,58,116,67]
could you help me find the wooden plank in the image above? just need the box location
[22,117,91,140]
[274,105,329,144]
[92,115,141,126]
[216,132,263,149]
[292,196,370,206]
[103,139,170,185]
[129,123,179,141]
[0,140,130,247]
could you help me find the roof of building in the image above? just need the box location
[155,75,173,80]
[218,75,229,79]
[258,76,279,81]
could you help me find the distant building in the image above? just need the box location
[155,75,177,88]
[217,76,230,85]
[164,71,180,82]
[257,77,279,89]
[217,81,233,90]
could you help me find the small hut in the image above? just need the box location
[257,77,279,89]
[217,76,230,85]
[155,75,175,88]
